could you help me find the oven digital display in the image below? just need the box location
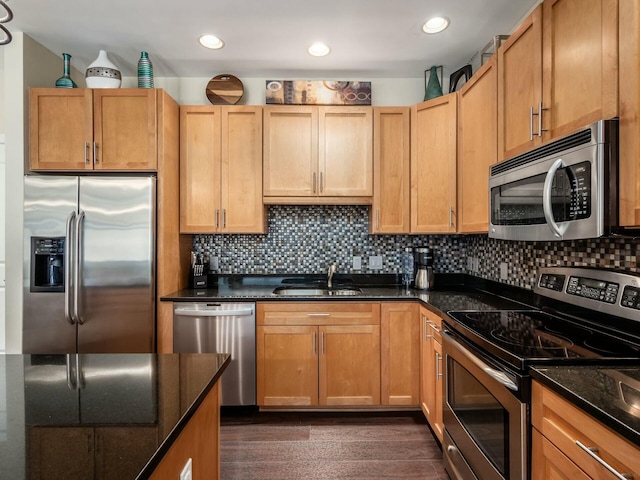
[566,276,619,303]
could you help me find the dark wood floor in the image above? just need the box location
[220,410,448,480]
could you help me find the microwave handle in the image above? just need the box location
[542,158,567,238]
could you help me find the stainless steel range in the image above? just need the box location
[442,267,640,480]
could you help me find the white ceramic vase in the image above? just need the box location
[85,50,121,88]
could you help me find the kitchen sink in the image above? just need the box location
[272,286,362,296]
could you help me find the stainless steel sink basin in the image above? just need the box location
[272,286,362,296]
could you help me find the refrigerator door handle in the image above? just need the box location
[66,353,77,390]
[74,211,85,325]
[64,211,76,325]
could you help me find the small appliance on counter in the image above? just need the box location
[413,246,435,290]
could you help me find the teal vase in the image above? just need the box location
[137,51,154,88]
[55,53,77,88]
[424,66,443,101]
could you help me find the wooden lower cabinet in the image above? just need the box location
[532,380,640,480]
[380,302,420,405]
[257,325,319,406]
[256,302,381,408]
[150,382,220,480]
[419,306,444,441]
[532,429,590,480]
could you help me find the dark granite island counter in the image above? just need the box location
[0,353,229,480]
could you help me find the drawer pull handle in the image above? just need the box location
[575,440,633,479]
[307,313,330,316]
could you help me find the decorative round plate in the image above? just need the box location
[206,74,243,104]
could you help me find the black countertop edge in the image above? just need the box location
[161,273,537,306]
[135,354,231,480]
[530,366,640,447]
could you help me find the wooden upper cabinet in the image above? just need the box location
[179,106,222,233]
[497,5,543,160]
[370,107,411,234]
[221,106,265,233]
[619,0,640,227]
[180,106,265,234]
[319,107,373,197]
[542,0,618,140]
[30,89,94,170]
[30,88,158,171]
[411,93,457,233]
[263,106,373,203]
[498,0,618,161]
[458,56,498,233]
[93,89,157,170]
[263,106,318,197]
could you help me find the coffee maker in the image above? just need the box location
[413,247,435,290]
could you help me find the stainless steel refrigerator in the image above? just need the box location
[23,176,156,353]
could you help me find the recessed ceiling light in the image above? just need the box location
[199,34,224,49]
[422,16,450,34]
[308,42,331,57]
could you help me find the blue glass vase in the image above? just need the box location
[55,53,77,88]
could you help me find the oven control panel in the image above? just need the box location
[622,286,640,310]
[566,276,619,304]
[535,267,640,321]
[538,274,565,292]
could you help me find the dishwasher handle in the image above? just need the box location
[174,306,255,317]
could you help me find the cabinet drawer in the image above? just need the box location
[257,302,380,326]
[422,308,442,342]
[532,381,640,479]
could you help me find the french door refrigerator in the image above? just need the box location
[23,175,156,353]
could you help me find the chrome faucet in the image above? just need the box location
[327,264,338,289]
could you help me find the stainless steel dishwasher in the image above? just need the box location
[173,302,256,406]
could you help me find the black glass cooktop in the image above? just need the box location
[446,310,640,370]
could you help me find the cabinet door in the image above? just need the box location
[419,309,432,420]
[380,302,419,405]
[371,107,410,233]
[221,106,265,233]
[458,57,497,233]
[93,89,158,170]
[497,5,543,160]
[256,325,319,406]
[411,93,457,233]
[319,324,380,406]
[95,427,158,480]
[433,337,444,442]
[179,106,222,233]
[532,428,590,480]
[30,88,94,171]
[619,0,640,227]
[263,106,318,197]
[542,0,618,140]
[319,107,373,197]
[28,427,95,480]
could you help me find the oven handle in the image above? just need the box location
[542,158,567,238]
[446,331,518,391]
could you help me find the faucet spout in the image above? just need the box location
[327,264,338,289]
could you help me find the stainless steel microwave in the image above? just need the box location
[489,120,618,241]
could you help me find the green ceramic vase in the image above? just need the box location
[55,53,77,88]
[424,66,443,101]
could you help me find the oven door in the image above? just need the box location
[443,331,528,480]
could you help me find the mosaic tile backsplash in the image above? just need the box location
[193,205,640,289]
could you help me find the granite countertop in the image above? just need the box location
[0,353,230,480]
[531,365,640,447]
[162,274,533,316]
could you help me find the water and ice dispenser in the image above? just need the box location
[30,237,65,292]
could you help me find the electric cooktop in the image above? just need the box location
[446,267,640,371]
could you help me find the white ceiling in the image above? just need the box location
[8,0,538,79]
